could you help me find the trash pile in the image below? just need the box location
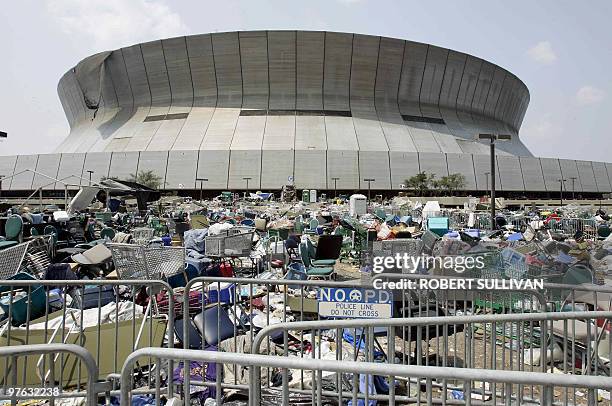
[1,185,612,404]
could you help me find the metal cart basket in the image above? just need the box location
[205,227,255,258]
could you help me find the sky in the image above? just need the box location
[0,0,610,162]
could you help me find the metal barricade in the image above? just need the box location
[550,218,598,240]
[118,347,612,406]
[444,211,493,230]
[251,311,612,404]
[507,215,528,231]
[180,276,357,347]
[250,310,612,405]
[175,277,360,402]
[0,344,100,406]
[172,275,556,402]
[543,281,612,312]
[448,211,469,229]
[0,279,174,393]
[472,212,492,230]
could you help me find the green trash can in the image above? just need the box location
[302,190,310,203]
[598,224,611,239]
[0,273,46,326]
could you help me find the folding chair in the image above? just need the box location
[298,240,335,280]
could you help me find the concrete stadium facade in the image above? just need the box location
[2,31,611,196]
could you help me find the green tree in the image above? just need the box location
[445,173,467,194]
[404,172,435,196]
[127,170,163,189]
[436,173,467,195]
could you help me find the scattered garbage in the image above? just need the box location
[2,187,612,404]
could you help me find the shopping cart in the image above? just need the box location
[108,244,149,280]
[204,227,255,258]
[0,241,30,280]
[108,243,186,281]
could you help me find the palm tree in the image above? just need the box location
[445,173,466,194]
[404,172,435,196]
[128,170,163,189]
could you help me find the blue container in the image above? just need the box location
[464,229,480,238]
[207,282,236,304]
[240,219,255,227]
[399,215,412,225]
[78,284,117,310]
[161,235,172,246]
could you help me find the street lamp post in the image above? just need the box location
[363,178,375,204]
[484,172,490,192]
[87,170,94,186]
[569,176,577,200]
[478,133,511,229]
[196,178,208,202]
[331,177,340,199]
[0,175,3,199]
[242,177,252,198]
[558,178,567,206]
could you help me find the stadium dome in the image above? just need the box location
[2,31,610,195]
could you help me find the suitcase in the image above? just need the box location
[75,284,116,310]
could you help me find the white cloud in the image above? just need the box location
[46,0,188,50]
[576,85,605,105]
[522,114,556,142]
[527,41,557,64]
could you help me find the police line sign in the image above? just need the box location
[317,288,392,319]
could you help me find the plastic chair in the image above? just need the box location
[294,215,304,233]
[309,218,319,230]
[43,224,57,236]
[299,241,334,280]
[100,227,116,240]
[304,218,319,235]
[305,238,337,267]
[313,234,343,264]
[0,215,24,249]
[0,272,46,325]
